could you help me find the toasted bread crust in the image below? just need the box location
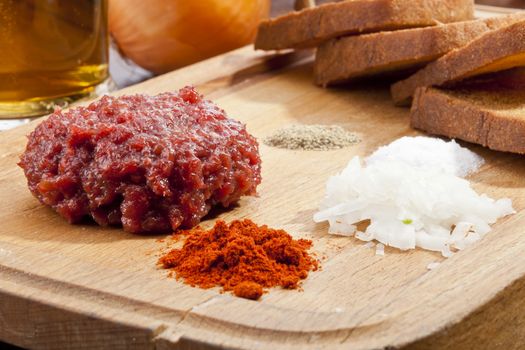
[254,0,474,51]
[411,86,525,154]
[391,19,525,106]
[314,14,525,87]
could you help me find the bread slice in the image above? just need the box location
[411,81,525,154]
[314,14,525,87]
[391,19,525,106]
[254,0,474,51]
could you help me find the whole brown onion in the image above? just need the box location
[109,0,270,74]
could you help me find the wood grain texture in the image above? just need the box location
[1,7,525,350]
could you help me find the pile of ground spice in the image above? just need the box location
[263,124,360,151]
[158,219,318,300]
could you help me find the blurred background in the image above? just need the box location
[1,0,524,130]
[110,0,525,88]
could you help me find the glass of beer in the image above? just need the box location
[0,0,108,118]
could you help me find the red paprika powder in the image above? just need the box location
[158,219,318,300]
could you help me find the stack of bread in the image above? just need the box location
[255,0,525,154]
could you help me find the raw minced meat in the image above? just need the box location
[19,87,262,233]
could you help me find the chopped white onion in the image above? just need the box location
[314,156,515,257]
[366,136,484,177]
[376,243,385,256]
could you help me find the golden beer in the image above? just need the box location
[0,0,108,118]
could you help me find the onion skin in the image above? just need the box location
[109,0,270,74]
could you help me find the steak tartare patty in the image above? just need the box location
[19,87,262,233]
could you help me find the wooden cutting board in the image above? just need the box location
[2,6,525,350]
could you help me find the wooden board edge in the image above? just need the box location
[403,275,525,349]
[1,4,524,349]
[0,281,163,350]
[114,46,311,98]
[0,239,378,348]
[0,245,182,349]
[3,273,525,350]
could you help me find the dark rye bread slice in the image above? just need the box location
[314,13,525,87]
[391,19,525,106]
[254,0,474,50]
[411,83,525,154]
